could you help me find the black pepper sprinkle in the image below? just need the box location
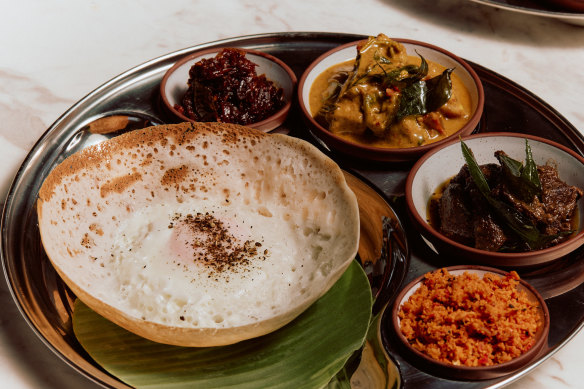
[176,212,268,277]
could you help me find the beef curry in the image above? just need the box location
[429,141,583,252]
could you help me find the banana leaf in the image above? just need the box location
[73,260,372,389]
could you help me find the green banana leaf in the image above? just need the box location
[73,260,372,389]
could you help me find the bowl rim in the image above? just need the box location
[159,47,297,132]
[296,37,485,160]
[390,265,550,379]
[405,131,584,263]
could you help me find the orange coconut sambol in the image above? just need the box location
[398,268,542,367]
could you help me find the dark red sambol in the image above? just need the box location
[174,48,285,125]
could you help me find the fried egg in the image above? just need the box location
[37,122,359,346]
[110,200,329,329]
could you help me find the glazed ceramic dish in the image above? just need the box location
[405,133,584,268]
[160,47,297,132]
[2,33,584,389]
[297,38,484,162]
[468,0,584,25]
[390,266,550,380]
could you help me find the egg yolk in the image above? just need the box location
[167,212,265,275]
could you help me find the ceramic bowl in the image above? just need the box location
[160,48,297,132]
[297,38,484,162]
[405,132,584,267]
[390,265,550,380]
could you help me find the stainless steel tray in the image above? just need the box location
[2,32,583,388]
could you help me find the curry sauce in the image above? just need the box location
[309,34,473,149]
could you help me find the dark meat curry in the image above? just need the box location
[429,141,583,252]
[309,34,472,148]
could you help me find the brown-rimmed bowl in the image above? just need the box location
[297,38,484,162]
[160,48,297,132]
[390,265,550,381]
[405,132,584,268]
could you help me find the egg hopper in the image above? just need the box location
[67,169,403,388]
[36,122,362,347]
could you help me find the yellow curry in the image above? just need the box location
[309,34,472,148]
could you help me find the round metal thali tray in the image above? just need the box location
[2,32,584,388]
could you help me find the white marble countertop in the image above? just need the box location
[1,0,583,388]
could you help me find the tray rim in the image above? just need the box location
[468,0,584,22]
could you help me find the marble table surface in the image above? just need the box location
[1,0,583,388]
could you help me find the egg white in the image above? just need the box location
[106,201,325,329]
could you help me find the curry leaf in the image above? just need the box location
[396,67,453,121]
[461,140,551,250]
[521,139,542,195]
[496,152,532,201]
[495,140,542,203]
[461,140,492,195]
[395,54,428,85]
[396,82,426,120]
[497,153,523,176]
[425,68,453,112]
[355,55,428,90]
